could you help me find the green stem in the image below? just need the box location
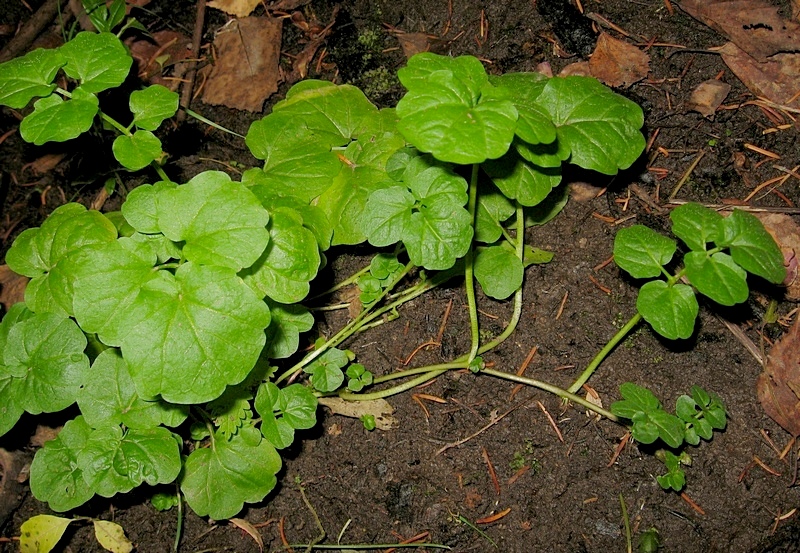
[339,368,449,401]
[287,544,450,551]
[98,111,132,136]
[172,485,183,553]
[307,264,372,301]
[464,163,481,363]
[567,312,642,394]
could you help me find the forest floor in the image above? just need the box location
[1,0,800,552]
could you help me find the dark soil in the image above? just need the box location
[1,1,800,552]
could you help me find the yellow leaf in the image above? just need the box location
[19,515,73,553]
[93,520,133,553]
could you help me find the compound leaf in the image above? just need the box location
[610,382,661,419]
[0,48,64,109]
[181,428,282,520]
[684,251,748,306]
[614,225,676,279]
[20,89,99,145]
[637,281,698,340]
[58,32,132,94]
[112,130,162,171]
[130,84,179,131]
[255,382,317,449]
[156,171,270,271]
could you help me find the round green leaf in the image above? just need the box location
[488,72,556,145]
[474,245,524,300]
[474,184,515,243]
[58,32,132,93]
[263,300,315,359]
[0,48,65,109]
[669,202,723,252]
[636,281,698,340]
[181,429,282,520]
[405,201,473,270]
[121,262,271,404]
[130,84,179,131]
[78,349,187,429]
[255,382,317,449]
[20,89,99,145]
[303,348,348,393]
[156,171,270,271]
[112,130,162,171]
[362,186,415,247]
[684,251,748,306]
[29,416,95,511]
[484,150,562,207]
[120,181,177,234]
[613,225,676,279]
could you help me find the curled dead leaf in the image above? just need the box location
[318,397,398,430]
[754,213,800,300]
[717,42,800,105]
[588,32,650,88]
[757,315,800,437]
[686,79,731,117]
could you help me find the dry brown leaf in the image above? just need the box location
[202,17,282,112]
[207,0,262,18]
[588,33,650,88]
[391,31,438,58]
[0,265,27,311]
[569,181,603,202]
[754,213,800,300]
[21,153,65,176]
[318,397,398,430]
[686,79,731,117]
[126,30,193,89]
[559,60,592,78]
[229,518,263,552]
[717,42,800,105]
[679,0,800,61]
[757,315,800,437]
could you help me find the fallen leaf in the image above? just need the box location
[754,213,800,300]
[207,0,262,18]
[0,265,27,311]
[318,397,398,430]
[21,153,65,176]
[686,79,731,117]
[390,31,439,58]
[202,17,282,112]
[559,60,592,78]
[679,0,800,61]
[569,181,603,202]
[30,425,61,447]
[716,42,800,105]
[584,385,603,421]
[229,518,264,552]
[588,32,650,88]
[126,30,193,89]
[93,520,133,553]
[757,315,800,437]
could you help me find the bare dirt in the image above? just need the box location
[1,1,799,552]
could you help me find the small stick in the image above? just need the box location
[437,398,532,455]
[555,291,568,320]
[669,149,706,201]
[435,299,453,344]
[507,465,529,485]
[607,432,630,467]
[476,507,511,524]
[177,0,206,124]
[679,492,706,515]
[537,400,564,442]
[481,446,501,495]
[279,517,294,553]
[510,345,538,400]
[753,455,781,476]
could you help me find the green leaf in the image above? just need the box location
[361,186,415,246]
[121,262,271,404]
[78,349,187,429]
[637,281,698,340]
[474,245,523,300]
[613,225,676,279]
[78,425,181,497]
[58,32,132,93]
[245,188,333,251]
[0,48,65,109]
[209,395,252,439]
[346,363,373,392]
[263,300,315,359]
[534,76,645,174]
[181,428,282,520]
[610,382,661,420]
[719,209,786,283]
[151,492,180,511]
[120,180,177,234]
[20,88,99,145]
[93,520,133,553]
[484,149,562,206]
[397,54,518,164]
[255,382,317,449]
[112,130,162,171]
[29,416,95,511]
[657,451,686,491]
[474,183,515,243]
[524,182,569,227]
[156,171,270,271]
[648,410,685,449]
[19,515,74,553]
[487,72,556,145]
[3,313,88,414]
[669,202,723,251]
[304,348,348,393]
[130,84,179,131]
[370,253,404,281]
[684,251,748,306]
[240,210,321,303]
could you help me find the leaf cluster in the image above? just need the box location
[614,203,786,339]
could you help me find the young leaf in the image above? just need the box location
[240,210,321,303]
[112,130,162,171]
[3,313,89,415]
[474,245,523,300]
[647,409,686,449]
[121,262,271,404]
[304,348,348,392]
[20,89,99,145]
[264,300,315,359]
[484,149,562,206]
[487,72,556,145]
[156,171,270,271]
[396,54,518,164]
[19,515,74,553]
[78,425,182,497]
[58,32,132,94]
[255,382,317,448]
[0,48,65,109]
[524,182,569,227]
[613,225,676,279]
[180,428,282,520]
[346,363,373,392]
[93,520,133,553]
[684,251,748,306]
[29,416,95,511]
[610,382,661,420]
[656,451,686,491]
[209,396,252,439]
[669,202,723,252]
[129,84,179,131]
[78,349,188,429]
[0,305,33,436]
[718,209,786,283]
[474,184,515,243]
[533,76,645,174]
[636,281,698,340]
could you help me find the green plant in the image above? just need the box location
[0,32,644,523]
[610,383,727,491]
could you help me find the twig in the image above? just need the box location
[668,149,706,201]
[481,447,501,495]
[537,400,564,442]
[436,398,533,455]
[177,0,206,123]
[0,0,62,63]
